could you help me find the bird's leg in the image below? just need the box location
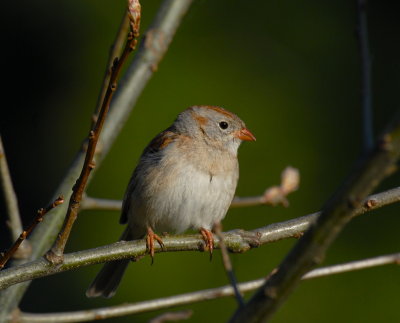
[146,227,164,264]
[200,227,214,259]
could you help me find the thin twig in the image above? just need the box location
[12,253,400,323]
[81,195,122,211]
[80,194,269,211]
[0,196,64,270]
[81,165,298,211]
[0,135,23,241]
[92,12,130,127]
[229,116,400,322]
[148,310,193,323]
[0,2,194,319]
[214,222,244,307]
[1,186,399,290]
[357,0,373,151]
[45,3,142,264]
[80,193,286,211]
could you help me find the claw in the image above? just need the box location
[146,227,164,264]
[200,228,214,260]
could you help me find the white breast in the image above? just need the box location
[146,162,238,233]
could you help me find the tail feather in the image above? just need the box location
[86,228,133,298]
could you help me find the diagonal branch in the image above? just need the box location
[0,1,194,321]
[92,11,130,127]
[0,135,24,243]
[12,253,400,323]
[0,197,64,270]
[0,186,399,291]
[229,115,400,323]
[45,2,142,265]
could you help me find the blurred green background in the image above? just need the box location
[1,0,399,322]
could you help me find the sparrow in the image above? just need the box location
[86,105,256,298]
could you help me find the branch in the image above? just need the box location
[81,167,300,211]
[148,310,193,323]
[0,197,64,270]
[92,12,130,127]
[81,195,122,211]
[45,2,141,264]
[12,253,400,323]
[79,193,274,211]
[357,0,373,151]
[0,186,399,290]
[214,222,244,307]
[0,1,194,321]
[229,116,400,322]
[0,135,25,246]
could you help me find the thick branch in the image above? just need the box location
[0,1,194,321]
[0,186,398,290]
[229,116,400,322]
[12,253,400,323]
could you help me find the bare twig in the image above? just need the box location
[81,166,299,212]
[148,310,193,323]
[12,253,400,323]
[0,196,64,270]
[45,3,142,265]
[0,2,194,319]
[81,195,122,211]
[1,186,399,290]
[234,167,299,208]
[214,222,244,307]
[229,116,400,323]
[357,0,373,151]
[79,192,276,211]
[0,135,23,242]
[92,12,130,126]
[261,167,300,207]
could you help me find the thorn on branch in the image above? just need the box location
[364,198,377,209]
[110,83,117,92]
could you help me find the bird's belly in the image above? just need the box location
[147,165,237,233]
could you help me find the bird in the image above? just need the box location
[86,105,256,298]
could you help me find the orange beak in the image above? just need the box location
[235,128,256,141]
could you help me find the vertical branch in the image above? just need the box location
[357,0,373,151]
[214,223,244,308]
[0,135,23,242]
[45,1,142,264]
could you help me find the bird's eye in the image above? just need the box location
[219,121,229,130]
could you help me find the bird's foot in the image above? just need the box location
[146,227,164,264]
[200,227,214,260]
